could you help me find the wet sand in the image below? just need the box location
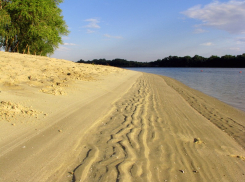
[0,52,245,182]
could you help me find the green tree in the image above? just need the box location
[0,0,15,50]
[0,0,69,55]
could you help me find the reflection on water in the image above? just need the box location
[126,68,245,112]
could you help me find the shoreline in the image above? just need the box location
[0,52,245,181]
[162,75,245,148]
[125,67,245,112]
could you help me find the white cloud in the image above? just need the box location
[86,29,95,34]
[84,18,100,29]
[193,28,208,34]
[104,34,123,39]
[182,1,245,34]
[229,47,241,51]
[236,37,245,43]
[200,42,213,46]
[64,43,76,46]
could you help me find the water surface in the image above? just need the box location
[126,68,245,112]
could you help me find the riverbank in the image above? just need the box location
[126,67,245,112]
[0,52,244,182]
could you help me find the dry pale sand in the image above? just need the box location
[0,52,245,182]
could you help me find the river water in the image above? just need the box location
[125,68,245,112]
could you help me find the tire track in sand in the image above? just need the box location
[70,73,245,182]
[71,77,158,181]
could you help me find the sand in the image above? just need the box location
[0,51,245,182]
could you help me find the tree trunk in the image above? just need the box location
[12,41,19,52]
[24,44,29,54]
[7,37,14,52]
[4,37,8,51]
[6,45,10,52]
[27,45,30,54]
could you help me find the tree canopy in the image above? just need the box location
[77,53,245,68]
[0,0,69,56]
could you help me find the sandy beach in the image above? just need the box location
[0,52,245,182]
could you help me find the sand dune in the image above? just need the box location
[0,52,245,182]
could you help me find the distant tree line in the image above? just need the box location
[77,58,149,67]
[77,54,245,67]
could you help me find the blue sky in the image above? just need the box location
[51,0,245,62]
